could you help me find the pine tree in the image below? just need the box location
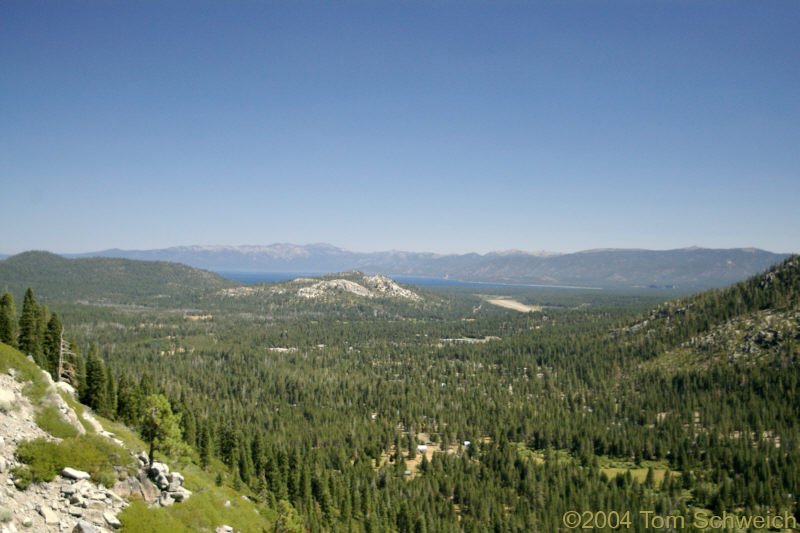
[36,303,49,367]
[104,364,117,418]
[199,424,211,469]
[117,374,143,426]
[180,405,197,447]
[18,288,40,358]
[82,344,108,413]
[141,394,186,464]
[0,292,17,346]
[43,312,62,379]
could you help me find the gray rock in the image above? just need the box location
[107,491,126,506]
[149,462,169,477]
[159,493,174,507]
[133,471,161,503]
[73,521,98,533]
[62,483,79,495]
[216,527,234,533]
[62,467,91,480]
[168,487,192,502]
[38,505,59,524]
[155,473,169,490]
[103,511,121,529]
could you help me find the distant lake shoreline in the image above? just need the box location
[214,271,598,289]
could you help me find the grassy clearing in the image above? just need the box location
[521,446,574,465]
[596,456,678,484]
[521,446,680,485]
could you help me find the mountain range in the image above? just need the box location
[64,244,789,290]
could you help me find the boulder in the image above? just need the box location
[168,486,192,502]
[133,471,161,503]
[73,521,98,533]
[38,505,58,524]
[149,462,169,477]
[159,492,174,507]
[103,511,121,530]
[62,467,91,480]
[61,483,79,495]
[155,473,169,490]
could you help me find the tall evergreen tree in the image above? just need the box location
[82,344,108,413]
[72,339,87,397]
[43,312,62,379]
[104,364,117,418]
[0,292,17,346]
[117,374,143,426]
[141,394,185,464]
[199,423,211,469]
[36,303,49,368]
[18,288,40,358]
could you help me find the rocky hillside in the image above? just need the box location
[296,274,421,301]
[0,356,131,531]
[627,254,800,370]
[219,271,422,302]
[0,343,277,533]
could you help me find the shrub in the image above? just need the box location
[15,434,132,489]
[10,466,33,490]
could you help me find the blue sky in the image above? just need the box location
[2,1,798,255]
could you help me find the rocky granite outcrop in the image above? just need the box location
[0,370,125,532]
[296,274,421,301]
[111,452,191,507]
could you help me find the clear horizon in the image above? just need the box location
[0,242,793,258]
[2,2,799,255]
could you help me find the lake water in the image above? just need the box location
[214,271,536,288]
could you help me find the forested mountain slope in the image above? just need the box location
[624,254,800,367]
[0,251,237,304]
[1,256,798,531]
